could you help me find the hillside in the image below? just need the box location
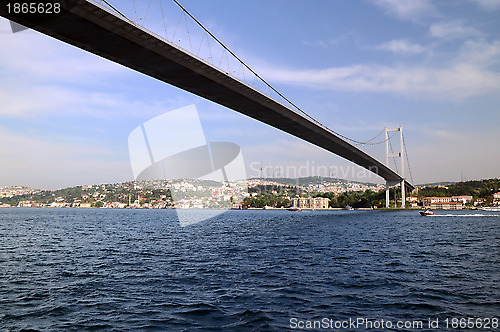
[418,179,500,199]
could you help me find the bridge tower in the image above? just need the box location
[385,127,405,208]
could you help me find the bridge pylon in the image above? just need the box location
[385,126,406,208]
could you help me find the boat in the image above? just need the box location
[481,207,500,211]
[419,209,436,216]
[287,206,301,211]
[344,205,353,210]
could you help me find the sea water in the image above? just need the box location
[1,208,499,331]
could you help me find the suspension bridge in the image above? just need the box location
[1,0,415,207]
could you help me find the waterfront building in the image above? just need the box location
[232,203,243,209]
[407,196,418,203]
[50,202,69,208]
[17,201,32,207]
[423,196,471,209]
[429,202,463,210]
[452,195,473,204]
[493,192,500,205]
[474,198,486,206]
[292,197,329,209]
[422,197,452,206]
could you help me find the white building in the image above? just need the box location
[423,196,471,208]
[292,197,329,209]
[493,192,500,205]
[422,197,452,207]
[452,196,473,204]
[429,202,463,210]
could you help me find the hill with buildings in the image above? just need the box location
[0,177,383,209]
[417,179,500,198]
[1,177,498,209]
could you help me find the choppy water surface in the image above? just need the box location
[1,208,499,331]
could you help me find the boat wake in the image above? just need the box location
[431,214,500,217]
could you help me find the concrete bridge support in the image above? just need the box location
[385,127,406,208]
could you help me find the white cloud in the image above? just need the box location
[458,39,500,65]
[369,0,436,21]
[469,0,500,10]
[376,39,427,54]
[0,85,87,117]
[0,18,151,119]
[0,81,179,120]
[260,63,500,100]
[302,32,358,49]
[429,21,481,39]
[258,37,500,100]
[0,19,123,82]
[303,40,334,49]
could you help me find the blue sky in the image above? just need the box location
[1,0,500,189]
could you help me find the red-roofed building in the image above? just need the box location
[422,197,452,207]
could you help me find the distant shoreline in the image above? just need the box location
[0,206,434,211]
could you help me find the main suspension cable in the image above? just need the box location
[170,0,374,146]
[101,0,134,24]
[101,0,406,151]
[402,132,414,184]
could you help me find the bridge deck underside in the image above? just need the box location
[1,0,413,190]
